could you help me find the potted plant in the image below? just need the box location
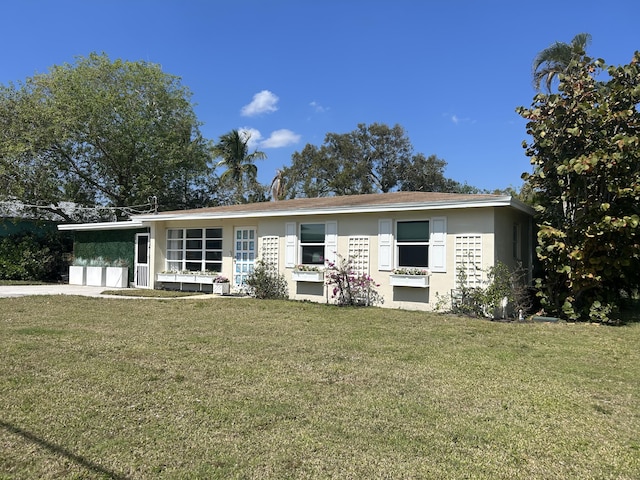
[105,258,129,288]
[389,268,431,288]
[69,257,88,285]
[211,275,230,295]
[292,265,324,282]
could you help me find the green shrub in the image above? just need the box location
[0,232,70,281]
[437,262,532,319]
[325,253,383,307]
[245,259,288,300]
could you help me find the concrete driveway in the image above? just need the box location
[0,284,126,298]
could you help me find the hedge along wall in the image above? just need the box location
[73,228,148,284]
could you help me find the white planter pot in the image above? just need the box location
[157,273,177,283]
[212,282,230,295]
[292,271,324,283]
[86,266,106,286]
[69,266,86,285]
[389,274,430,288]
[106,267,128,288]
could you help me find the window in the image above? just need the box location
[166,228,222,272]
[300,223,325,265]
[396,220,429,268]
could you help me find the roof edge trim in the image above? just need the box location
[133,197,531,222]
[57,220,145,231]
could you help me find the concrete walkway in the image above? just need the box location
[0,284,126,298]
[0,284,233,299]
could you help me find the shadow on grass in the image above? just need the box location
[0,419,129,480]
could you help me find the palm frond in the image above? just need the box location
[532,33,592,92]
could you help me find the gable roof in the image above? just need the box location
[134,191,533,222]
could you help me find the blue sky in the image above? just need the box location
[1,0,638,192]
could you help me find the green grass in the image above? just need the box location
[0,280,50,285]
[1,296,639,479]
[100,289,206,298]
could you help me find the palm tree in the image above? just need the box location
[532,33,592,92]
[213,129,266,203]
[270,169,285,201]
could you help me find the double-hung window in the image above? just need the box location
[166,228,223,272]
[396,220,430,268]
[300,223,326,265]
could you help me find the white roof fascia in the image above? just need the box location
[507,197,536,215]
[57,220,145,231]
[133,196,531,223]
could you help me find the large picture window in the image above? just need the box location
[300,223,325,265]
[396,220,429,268]
[166,228,222,272]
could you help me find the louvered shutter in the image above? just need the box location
[378,219,393,271]
[285,222,296,268]
[429,217,447,272]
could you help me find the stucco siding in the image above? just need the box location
[142,203,531,311]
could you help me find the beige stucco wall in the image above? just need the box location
[144,206,530,312]
[493,208,533,272]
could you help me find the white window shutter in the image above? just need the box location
[285,222,296,268]
[378,219,393,271]
[325,221,338,265]
[430,216,447,272]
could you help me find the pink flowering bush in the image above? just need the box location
[325,254,383,307]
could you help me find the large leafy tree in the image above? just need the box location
[0,53,212,220]
[281,123,411,197]
[212,129,267,204]
[518,51,640,322]
[281,123,470,198]
[398,153,478,193]
[532,33,592,92]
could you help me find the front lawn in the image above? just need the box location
[1,296,638,479]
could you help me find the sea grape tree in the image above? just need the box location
[517,52,640,321]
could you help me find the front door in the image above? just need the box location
[134,233,150,288]
[234,228,256,287]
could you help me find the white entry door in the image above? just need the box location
[234,228,256,287]
[134,233,150,288]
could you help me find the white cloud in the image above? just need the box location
[310,101,328,113]
[239,127,262,150]
[444,112,473,125]
[259,129,301,148]
[241,90,279,117]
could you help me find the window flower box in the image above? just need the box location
[68,265,86,285]
[157,273,177,283]
[389,274,430,288]
[195,275,215,285]
[196,274,228,285]
[175,274,198,283]
[292,270,324,282]
[106,267,128,288]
